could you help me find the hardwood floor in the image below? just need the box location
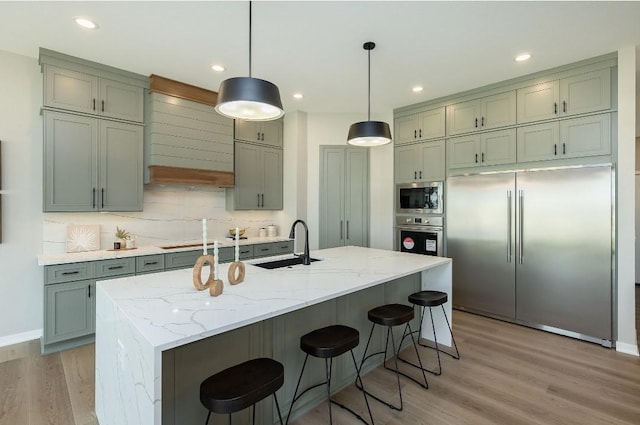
[1,304,639,425]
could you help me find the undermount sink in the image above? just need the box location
[254,256,321,269]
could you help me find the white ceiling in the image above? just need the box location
[1,1,640,117]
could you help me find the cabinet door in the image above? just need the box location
[480,91,516,130]
[234,142,262,209]
[418,107,446,140]
[99,121,143,211]
[516,122,559,163]
[44,111,98,212]
[447,134,479,169]
[418,140,445,181]
[480,129,516,166]
[99,78,144,123]
[394,113,420,145]
[560,114,611,159]
[44,65,98,115]
[258,121,283,147]
[344,149,369,247]
[44,280,93,344]
[517,81,560,124]
[394,145,418,183]
[560,69,611,117]
[261,147,283,209]
[234,120,259,143]
[446,100,480,136]
[320,148,346,249]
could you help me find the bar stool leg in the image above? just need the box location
[205,411,211,425]
[326,357,333,425]
[439,305,460,360]
[286,354,309,425]
[273,393,285,425]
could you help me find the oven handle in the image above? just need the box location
[396,225,443,233]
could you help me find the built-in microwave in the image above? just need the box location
[396,181,443,215]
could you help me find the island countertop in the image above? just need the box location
[97,245,451,352]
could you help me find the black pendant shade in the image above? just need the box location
[347,120,392,146]
[215,77,284,121]
[347,41,392,147]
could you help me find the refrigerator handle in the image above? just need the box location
[519,190,524,264]
[507,190,512,262]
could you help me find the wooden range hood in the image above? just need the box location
[146,75,234,187]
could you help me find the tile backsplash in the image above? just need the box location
[42,186,280,254]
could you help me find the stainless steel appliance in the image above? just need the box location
[396,215,444,257]
[447,165,613,346]
[396,181,443,215]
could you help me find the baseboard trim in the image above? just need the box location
[616,341,639,357]
[0,329,42,348]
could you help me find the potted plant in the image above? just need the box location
[115,226,130,249]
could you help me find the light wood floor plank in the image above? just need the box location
[27,353,75,425]
[0,358,29,425]
[60,344,97,425]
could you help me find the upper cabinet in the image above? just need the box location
[394,107,446,145]
[447,129,516,170]
[446,91,516,136]
[43,65,144,123]
[395,140,446,183]
[517,68,611,124]
[231,142,283,210]
[235,119,283,147]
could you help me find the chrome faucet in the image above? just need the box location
[289,219,310,265]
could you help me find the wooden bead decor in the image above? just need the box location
[227,262,245,285]
[193,255,223,297]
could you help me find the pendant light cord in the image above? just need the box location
[249,1,252,78]
[367,46,371,121]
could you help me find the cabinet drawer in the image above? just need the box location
[273,240,294,254]
[253,243,275,258]
[95,258,136,278]
[218,246,235,263]
[165,250,202,270]
[45,263,93,285]
[136,255,165,274]
[236,245,254,260]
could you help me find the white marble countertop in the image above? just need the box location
[97,246,451,352]
[37,236,293,266]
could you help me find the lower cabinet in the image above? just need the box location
[44,280,94,345]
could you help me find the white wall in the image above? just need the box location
[0,51,45,344]
[305,111,394,252]
[616,46,638,355]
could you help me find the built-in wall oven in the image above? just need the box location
[396,181,443,215]
[396,215,444,257]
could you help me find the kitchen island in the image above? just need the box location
[95,246,452,425]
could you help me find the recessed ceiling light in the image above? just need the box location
[293,93,303,99]
[211,65,225,72]
[74,17,97,30]
[412,86,423,93]
[515,53,532,62]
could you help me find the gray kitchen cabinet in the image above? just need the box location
[517,69,611,124]
[394,140,445,183]
[446,91,516,136]
[448,129,516,170]
[136,255,165,274]
[517,114,611,163]
[234,119,283,147]
[253,243,275,258]
[165,250,205,270]
[43,64,144,123]
[43,111,143,212]
[320,147,369,249]
[232,142,283,210]
[394,107,445,145]
[44,280,94,345]
[273,240,295,254]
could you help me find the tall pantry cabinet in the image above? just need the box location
[319,146,369,249]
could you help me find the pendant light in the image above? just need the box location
[215,1,284,121]
[347,41,392,146]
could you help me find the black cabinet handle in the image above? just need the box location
[414,171,417,179]
[563,101,567,113]
[261,193,264,207]
[475,153,478,163]
[257,194,261,207]
[92,188,96,208]
[482,152,485,163]
[481,116,485,127]
[554,144,557,155]
[419,171,422,179]
[88,285,91,298]
[240,249,250,254]
[414,130,417,138]
[419,129,422,138]
[563,143,566,155]
[93,98,96,111]
[262,133,265,141]
[475,118,478,128]
[101,100,105,112]
[144,261,158,266]
[346,221,350,240]
[101,188,105,208]
[554,102,558,114]
[108,265,124,270]
[260,248,269,252]
[62,271,80,276]
[257,132,260,140]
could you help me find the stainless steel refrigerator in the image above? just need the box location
[447,165,613,345]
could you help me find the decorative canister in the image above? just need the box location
[259,228,267,237]
[267,225,277,237]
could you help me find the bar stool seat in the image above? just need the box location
[200,357,284,424]
[357,303,428,412]
[287,325,374,425]
[399,290,460,376]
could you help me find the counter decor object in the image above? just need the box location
[114,226,130,250]
[267,224,277,237]
[259,227,267,237]
[193,221,222,296]
[66,224,100,253]
[228,227,246,285]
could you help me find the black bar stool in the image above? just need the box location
[356,303,428,412]
[399,290,460,376]
[200,357,285,425]
[286,324,374,425]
